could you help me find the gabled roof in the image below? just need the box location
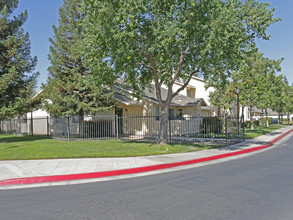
[113,87,143,106]
[113,78,209,107]
[266,108,279,116]
[252,107,280,116]
[31,78,212,109]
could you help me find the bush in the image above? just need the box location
[245,121,250,128]
[245,120,259,127]
[261,117,273,125]
[253,120,259,127]
[201,117,224,134]
[84,120,113,138]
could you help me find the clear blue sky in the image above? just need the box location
[13,0,293,90]
[13,0,63,90]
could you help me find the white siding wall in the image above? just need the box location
[173,77,214,105]
[26,109,49,119]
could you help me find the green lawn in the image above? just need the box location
[0,135,224,160]
[0,124,287,160]
[245,125,285,139]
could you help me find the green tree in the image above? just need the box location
[255,58,282,127]
[270,75,286,124]
[229,51,282,129]
[84,0,279,143]
[0,0,38,119]
[207,76,232,116]
[281,77,293,124]
[43,0,113,122]
[230,64,260,130]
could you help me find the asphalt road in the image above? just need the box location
[1,134,293,220]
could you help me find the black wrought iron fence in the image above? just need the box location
[51,115,116,139]
[118,115,244,144]
[0,117,50,136]
[0,114,245,144]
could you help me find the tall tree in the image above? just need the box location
[282,76,293,123]
[43,0,112,120]
[255,57,282,127]
[0,0,38,119]
[231,51,282,129]
[283,80,293,123]
[84,0,279,144]
[270,75,286,124]
[207,76,232,116]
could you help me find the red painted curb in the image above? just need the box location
[270,129,293,144]
[1,128,293,186]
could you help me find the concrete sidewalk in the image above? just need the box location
[1,125,293,189]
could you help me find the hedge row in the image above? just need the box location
[245,117,274,128]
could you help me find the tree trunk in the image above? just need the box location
[288,112,290,124]
[278,111,281,125]
[217,106,221,116]
[79,114,84,138]
[17,116,21,135]
[237,102,240,135]
[157,104,169,145]
[265,107,269,127]
[250,105,254,130]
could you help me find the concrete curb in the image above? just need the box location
[1,128,293,186]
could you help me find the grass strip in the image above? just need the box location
[245,125,285,139]
[0,135,223,160]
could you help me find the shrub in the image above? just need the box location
[245,121,250,128]
[201,117,224,134]
[261,117,273,125]
[245,120,260,128]
[84,120,113,138]
[253,120,259,127]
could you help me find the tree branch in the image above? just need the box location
[170,44,193,87]
[138,61,153,72]
[172,67,200,98]
[134,38,162,103]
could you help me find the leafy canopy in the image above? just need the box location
[0,0,38,119]
[83,0,279,143]
[43,0,113,117]
[84,0,279,100]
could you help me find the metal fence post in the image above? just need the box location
[116,115,119,142]
[225,114,228,145]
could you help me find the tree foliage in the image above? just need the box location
[207,76,232,115]
[83,0,279,143]
[270,75,287,123]
[283,80,293,123]
[43,0,113,117]
[229,50,282,128]
[0,0,38,119]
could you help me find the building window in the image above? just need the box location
[186,87,196,98]
[169,108,175,120]
[155,107,176,120]
[155,106,160,121]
